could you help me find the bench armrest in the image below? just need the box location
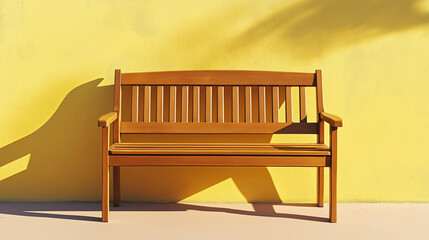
[98,112,118,127]
[320,112,343,127]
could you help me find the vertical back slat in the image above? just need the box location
[316,70,324,114]
[245,86,252,123]
[144,86,151,122]
[285,86,292,123]
[131,86,139,122]
[169,86,176,122]
[258,86,266,123]
[232,86,239,122]
[181,86,189,122]
[272,86,279,123]
[156,86,164,122]
[193,86,200,122]
[279,86,285,122]
[218,86,224,122]
[113,69,121,143]
[206,86,212,122]
[299,87,307,122]
[316,70,324,143]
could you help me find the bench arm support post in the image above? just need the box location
[101,125,110,222]
[329,125,338,223]
[98,112,116,222]
[319,112,342,223]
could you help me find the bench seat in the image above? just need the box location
[109,143,331,156]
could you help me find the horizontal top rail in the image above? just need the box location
[120,122,318,134]
[121,70,316,86]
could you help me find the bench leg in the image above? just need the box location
[329,162,337,222]
[102,165,109,222]
[329,126,338,223]
[113,166,121,207]
[317,167,324,207]
[102,127,109,222]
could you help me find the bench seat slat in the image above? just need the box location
[109,143,330,155]
[109,155,328,167]
[111,143,329,149]
[109,149,330,156]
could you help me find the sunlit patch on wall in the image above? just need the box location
[0,154,31,181]
[418,0,429,12]
[179,178,247,203]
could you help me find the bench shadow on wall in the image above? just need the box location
[0,79,295,221]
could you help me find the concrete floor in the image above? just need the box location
[0,203,428,240]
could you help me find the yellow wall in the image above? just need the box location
[1,0,429,202]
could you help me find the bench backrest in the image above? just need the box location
[112,70,325,142]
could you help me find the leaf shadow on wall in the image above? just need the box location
[0,79,303,221]
[224,0,429,62]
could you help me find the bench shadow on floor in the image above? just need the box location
[0,202,329,223]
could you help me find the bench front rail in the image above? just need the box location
[98,69,342,222]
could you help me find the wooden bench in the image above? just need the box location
[98,69,343,222]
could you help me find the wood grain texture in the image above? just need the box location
[218,86,224,123]
[181,86,189,122]
[120,122,318,134]
[114,69,121,112]
[232,86,239,122]
[299,87,307,123]
[109,143,330,155]
[131,86,139,122]
[320,112,343,127]
[113,166,120,207]
[110,149,330,156]
[156,86,164,122]
[193,86,200,122]
[272,86,279,123]
[245,86,252,123]
[111,150,329,157]
[144,86,151,122]
[285,86,292,123]
[101,126,109,222]
[110,155,328,167]
[112,143,330,149]
[259,87,266,123]
[113,69,121,143]
[318,121,324,144]
[317,167,324,207]
[330,126,338,223]
[98,112,117,127]
[206,86,212,122]
[316,70,324,113]
[122,70,316,86]
[316,71,327,208]
[169,86,176,122]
